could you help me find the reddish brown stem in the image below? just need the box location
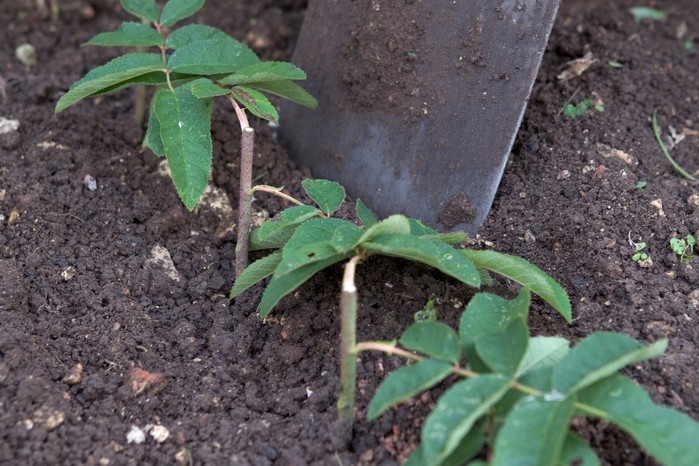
[235,126,255,278]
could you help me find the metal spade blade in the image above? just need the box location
[280,0,559,234]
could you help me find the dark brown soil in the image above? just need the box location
[1,1,698,465]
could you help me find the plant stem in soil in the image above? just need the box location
[235,126,255,278]
[338,255,361,421]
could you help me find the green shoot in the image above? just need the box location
[670,235,696,262]
[563,98,605,119]
[629,6,668,23]
[651,111,698,184]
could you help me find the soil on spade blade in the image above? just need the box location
[1,0,698,465]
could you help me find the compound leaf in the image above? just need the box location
[400,321,461,364]
[363,234,481,287]
[461,249,571,322]
[120,0,160,23]
[165,24,232,49]
[230,252,283,299]
[55,53,164,112]
[258,255,346,318]
[219,61,306,86]
[249,205,323,251]
[153,85,212,210]
[230,86,278,123]
[367,359,453,420]
[302,179,345,216]
[168,38,259,75]
[492,395,575,466]
[579,374,699,466]
[552,332,667,394]
[84,21,163,47]
[159,0,204,27]
[248,80,318,109]
[355,198,378,228]
[422,374,510,464]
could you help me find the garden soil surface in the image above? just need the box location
[1,0,698,465]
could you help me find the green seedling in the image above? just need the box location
[635,180,647,189]
[361,290,699,466]
[414,298,438,322]
[53,0,317,277]
[629,6,668,23]
[629,232,650,263]
[563,98,605,119]
[231,179,572,422]
[652,111,698,184]
[670,234,696,262]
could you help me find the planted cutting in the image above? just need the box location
[363,289,699,466]
[53,0,317,277]
[231,179,572,421]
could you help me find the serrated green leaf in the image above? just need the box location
[165,24,233,49]
[87,71,196,98]
[460,289,530,375]
[231,86,279,123]
[358,215,411,243]
[422,374,510,464]
[400,322,461,364]
[364,234,481,287]
[143,102,165,157]
[190,78,230,98]
[248,80,318,109]
[355,198,378,228]
[492,395,575,466]
[153,85,212,210]
[219,61,306,86]
[516,336,569,378]
[249,205,323,251]
[84,21,163,47]
[282,217,364,256]
[421,231,468,244]
[461,249,572,323]
[230,252,283,299]
[408,218,439,236]
[301,179,345,216]
[121,0,160,23]
[552,332,667,394]
[168,38,260,75]
[367,359,453,420]
[559,433,600,466]
[258,254,345,318]
[159,0,204,27]
[55,53,164,112]
[579,374,699,466]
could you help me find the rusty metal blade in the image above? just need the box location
[280,0,560,234]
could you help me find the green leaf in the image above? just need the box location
[460,289,530,375]
[363,234,481,287]
[87,71,196,98]
[153,85,212,210]
[408,218,439,236]
[422,374,511,464]
[121,0,160,23]
[421,231,468,245]
[301,179,345,216]
[258,255,346,318]
[405,430,485,466]
[355,198,378,228]
[249,205,323,251]
[629,6,667,23]
[230,252,283,299]
[359,215,411,243]
[516,336,569,378]
[552,332,667,394]
[367,359,453,420]
[282,218,364,256]
[579,374,699,466]
[143,102,165,157]
[165,24,233,49]
[84,22,163,47]
[159,0,205,27]
[190,78,230,98]
[559,433,600,466]
[219,61,307,86]
[231,86,279,123]
[168,38,260,75]
[248,80,318,109]
[460,249,572,322]
[492,395,575,466]
[55,53,164,112]
[400,321,461,364]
